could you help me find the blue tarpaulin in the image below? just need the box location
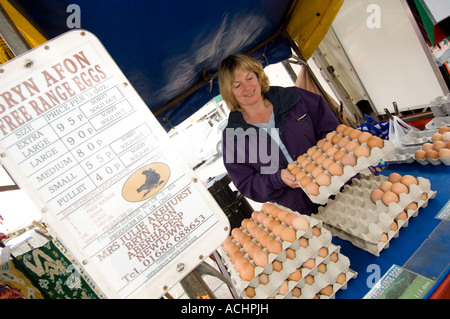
[17,0,294,130]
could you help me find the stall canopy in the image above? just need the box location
[2,0,343,131]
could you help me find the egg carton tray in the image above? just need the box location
[425,116,450,130]
[400,129,436,146]
[293,136,395,205]
[274,246,358,299]
[315,174,436,256]
[383,146,420,164]
[415,157,450,166]
[219,203,356,299]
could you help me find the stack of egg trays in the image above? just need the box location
[219,203,356,299]
[292,133,395,205]
[315,173,436,256]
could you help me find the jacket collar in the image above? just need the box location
[226,86,302,129]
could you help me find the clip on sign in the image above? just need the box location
[0,30,230,299]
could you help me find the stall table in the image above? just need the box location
[333,161,450,299]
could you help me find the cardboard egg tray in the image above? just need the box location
[315,172,436,256]
[399,129,436,146]
[219,203,356,299]
[288,132,395,205]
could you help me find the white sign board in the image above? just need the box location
[0,30,230,299]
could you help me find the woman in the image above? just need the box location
[219,54,340,215]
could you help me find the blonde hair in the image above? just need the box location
[218,54,270,112]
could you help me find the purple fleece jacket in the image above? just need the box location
[222,86,340,215]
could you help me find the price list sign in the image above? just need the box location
[0,30,230,298]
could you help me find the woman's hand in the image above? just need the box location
[280,169,300,189]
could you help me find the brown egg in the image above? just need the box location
[248,244,262,260]
[305,275,315,285]
[305,181,320,196]
[288,269,302,281]
[312,226,321,237]
[354,145,371,158]
[278,281,290,296]
[327,162,344,176]
[303,258,316,269]
[272,224,285,238]
[342,127,354,137]
[301,159,312,169]
[295,171,307,182]
[280,227,297,242]
[266,239,282,254]
[431,133,443,142]
[261,203,274,214]
[400,175,418,187]
[316,139,326,150]
[230,250,245,263]
[320,285,334,297]
[333,150,347,162]
[292,216,310,231]
[336,273,347,285]
[367,136,385,149]
[260,233,273,248]
[332,134,342,145]
[425,149,438,158]
[326,146,338,157]
[321,158,334,170]
[439,148,450,158]
[267,219,280,232]
[314,155,326,166]
[439,126,450,134]
[349,129,362,141]
[388,172,402,183]
[379,233,388,242]
[390,221,398,231]
[287,162,297,171]
[239,262,255,281]
[318,263,327,274]
[284,213,297,227]
[305,162,317,174]
[415,149,426,159]
[286,248,296,259]
[311,150,322,161]
[382,191,399,205]
[336,124,347,134]
[306,147,316,158]
[357,132,373,144]
[316,173,331,186]
[297,155,308,165]
[340,153,357,167]
[391,182,409,195]
[234,256,249,272]
[290,166,302,176]
[370,189,384,203]
[330,252,339,262]
[321,141,333,152]
[245,287,256,298]
[259,273,269,285]
[433,141,447,151]
[298,237,309,248]
[262,216,274,229]
[253,250,269,267]
[380,181,392,192]
[311,166,325,179]
[326,132,336,142]
[337,137,350,148]
[345,141,359,152]
[278,210,289,222]
[318,247,329,258]
[395,211,408,221]
[300,176,313,187]
[422,143,434,151]
[272,260,283,272]
[405,202,418,212]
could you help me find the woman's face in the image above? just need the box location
[231,68,262,108]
